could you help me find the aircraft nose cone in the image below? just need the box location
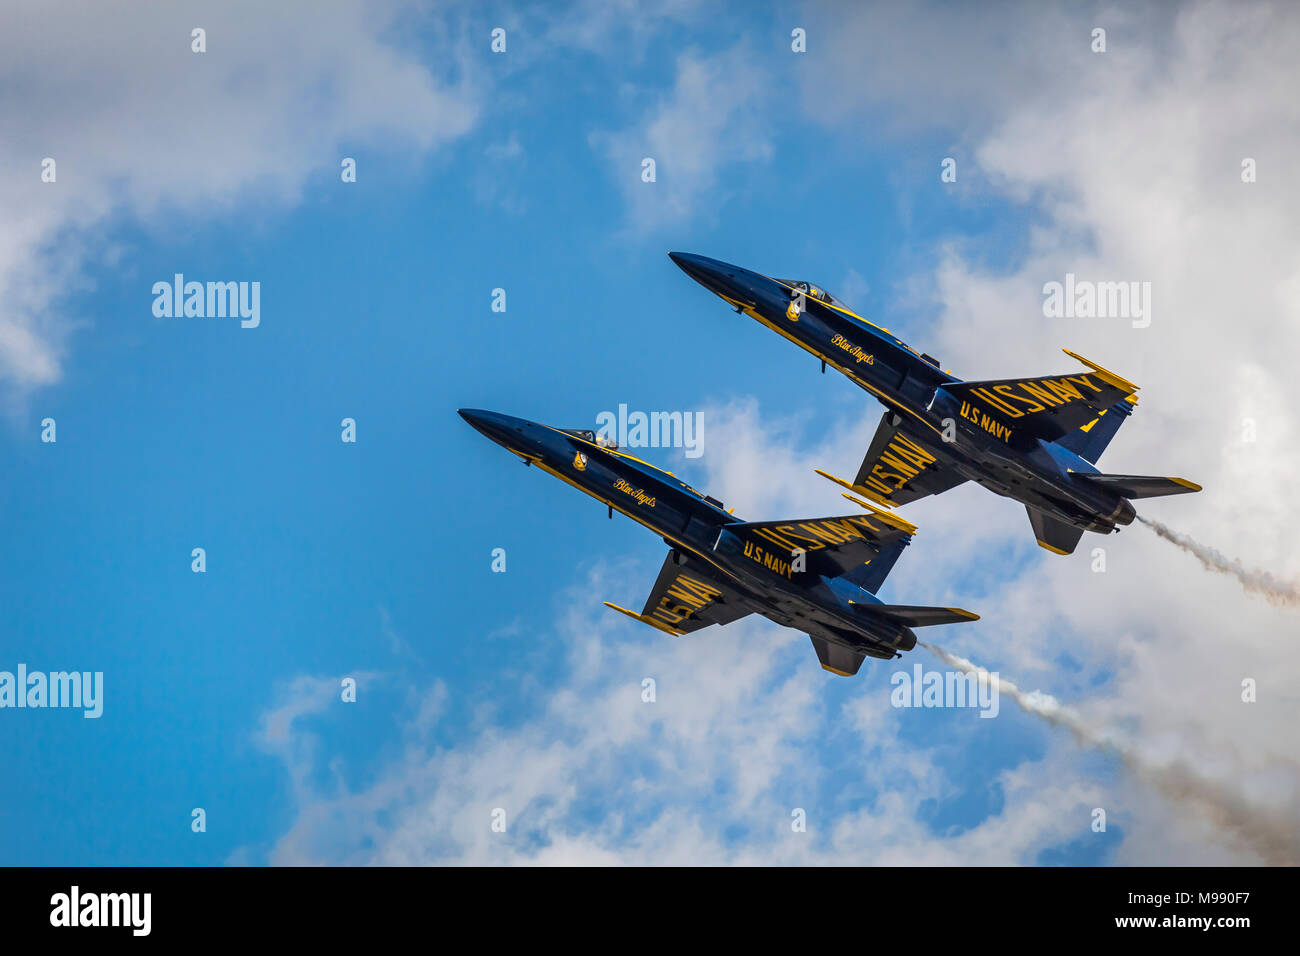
[668,251,717,284]
[457,407,489,431]
[668,252,755,306]
[458,408,518,447]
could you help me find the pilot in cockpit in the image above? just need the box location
[566,428,620,450]
[783,280,838,306]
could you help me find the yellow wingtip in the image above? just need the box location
[814,467,855,491]
[1167,477,1203,492]
[603,602,683,636]
[1061,348,1140,394]
[820,664,854,677]
[1035,540,1070,555]
[814,467,905,511]
[840,493,919,536]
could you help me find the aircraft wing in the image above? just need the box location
[940,349,1139,443]
[726,509,915,581]
[816,411,967,509]
[604,551,754,635]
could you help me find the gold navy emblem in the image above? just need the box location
[573,451,588,471]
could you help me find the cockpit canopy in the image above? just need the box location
[562,428,619,449]
[778,279,845,308]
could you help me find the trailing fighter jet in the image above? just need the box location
[670,252,1201,555]
[459,409,978,675]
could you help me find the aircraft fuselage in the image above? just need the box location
[458,409,918,657]
[668,253,1136,535]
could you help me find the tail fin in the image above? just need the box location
[1027,506,1086,555]
[830,491,916,592]
[1073,472,1202,499]
[1056,396,1135,464]
[837,536,907,594]
[809,636,869,676]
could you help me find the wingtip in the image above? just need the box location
[1061,347,1140,394]
[840,493,918,535]
[603,601,683,636]
[815,468,905,514]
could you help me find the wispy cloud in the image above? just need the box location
[0,0,478,409]
[250,406,1126,866]
[797,0,1300,863]
[255,566,1100,865]
[245,0,1300,866]
[590,44,773,230]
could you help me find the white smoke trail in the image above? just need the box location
[1138,515,1300,609]
[920,641,1300,864]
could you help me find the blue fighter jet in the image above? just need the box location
[670,253,1201,555]
[460,409,978,675]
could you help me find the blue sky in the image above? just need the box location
[3,1,1299,866]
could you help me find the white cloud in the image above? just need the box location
[250,0,1300,865]
[798,0,1300,862]
[242,401,1135,866]
[255,552,1100,866]
[0,0,477,408]
[590,45,773,229]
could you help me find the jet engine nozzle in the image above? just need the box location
[1114,499,1136,526]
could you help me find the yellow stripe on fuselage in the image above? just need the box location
[529,459,737,586]
[542,425,686,485]
[768,277,918,353]
[721,293,945,441]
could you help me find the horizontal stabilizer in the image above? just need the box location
[1073,473,1202,499]
[852,603,980,627]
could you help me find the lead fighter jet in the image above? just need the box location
[670,253,1201,555]
[460,409,978,676]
